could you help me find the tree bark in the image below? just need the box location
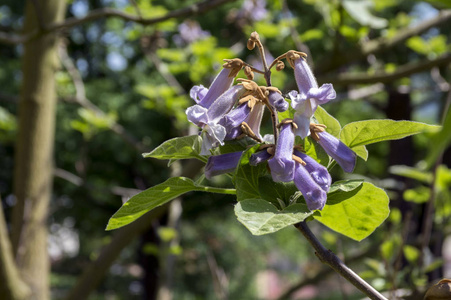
[0,196,31,300]
[11,1,66,299]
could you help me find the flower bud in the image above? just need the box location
[276,60,285,71]
[247,39,256,50]
[244,66,254,80]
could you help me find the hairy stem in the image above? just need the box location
[294,222,387,300]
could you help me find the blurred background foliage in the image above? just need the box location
[1,0,451,299]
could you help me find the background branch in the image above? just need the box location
[0,0,237,45]
[318,52,451,86]
[316,10,451,74]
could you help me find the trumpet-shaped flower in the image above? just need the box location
[293,162,328,211]
[186,85,245,154]
[190,59,244,109]
[205,151,243,179]
[267,121,295,182]
[314,129,356,173]
[286,52,336,138]
[293,149,331,192]
[249,147,273,166]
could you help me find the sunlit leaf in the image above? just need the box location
[107,177,236,230]
[143,135,206,162]
[235,199,313,235]
[315,182,390,241]
[340,120,440,150]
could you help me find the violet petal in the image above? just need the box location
[294,162,327,211]
[293,150,331,192]
[317,131,356,173]
[205,151,243,179]
[268,123,295,182]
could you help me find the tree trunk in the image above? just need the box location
[11,1,66,299]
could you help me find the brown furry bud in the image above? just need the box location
[247,39,255,50]
[276,61,285,71]
[244,66,254,80]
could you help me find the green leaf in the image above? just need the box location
[303,137,329,166]
[403,186,430,204]
[352,145,369,161]
[257,176,298,208]
[328,179,364,194]
[340,119,440,149]
[389,165,432,184]
[107,177,236,230]
[315,182,390,241]
[314,106,341,138]
[342,0,388,29]
[234,145,267,201]
[214,138,257,155]
[235,199,313,235]
[143,135,206,162]
[106,177,197,230]
[403,245,420,263]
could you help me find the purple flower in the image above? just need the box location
[268,90,288,112]
[293,162,327,211]
[267,121,295,182]
[249,148,272,166]
[189,59,244,109]
[315,130,356,173]
[240,0,268,21]
[186,85,245,154]
[293,150,331,192]
[190,85,208,103]
[205,151,243,179]
[286,52,336,138]
[174,20,210,46]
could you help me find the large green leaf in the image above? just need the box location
[235,199,313,235]
[314,106,341,138]
[143,135,206,162]
[340,120,440,149]
[107,177,235,230]
[257,176,298,207]
[234,145,267,201]
[315,182,390,241]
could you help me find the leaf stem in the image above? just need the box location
[196,186,236,195]
[294,221,387,300]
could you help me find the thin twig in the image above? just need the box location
[318,52,451,85]
[294,222,388,300]
[315,9,451,74]
[0,0,238,45]
[419,84,451,268]
[58,43,146,152]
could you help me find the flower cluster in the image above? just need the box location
[186,33,356,211]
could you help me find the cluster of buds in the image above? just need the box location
[186,32,356,211]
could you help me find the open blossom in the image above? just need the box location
[186,85,245,154]
[267,121,296,182]
[286,51,336,138]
